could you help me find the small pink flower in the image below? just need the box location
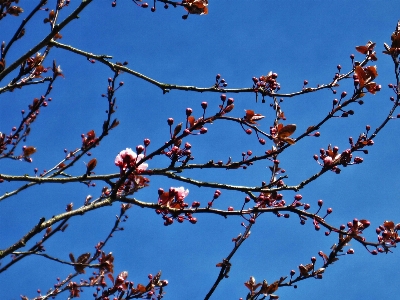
[115,148,148,171]
[172,186,189,201]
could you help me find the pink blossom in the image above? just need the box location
[172,186,189,201]
[115,148,148,171]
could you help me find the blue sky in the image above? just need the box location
[1,1,400,299]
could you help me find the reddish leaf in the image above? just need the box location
[319,252,328,264]
[69,253,75,263]
[35,65,44,73]
[355,92,365,100]
[384,21,400,54]
[283,137,296,145]
[365,82,378,94]
[369,52,378,61]
[355,45,368,54]
[99,252,114,273]
[299,263,313,277]
[355,65,367,88]
[188,116,195,127]
[265,280,279,294]
[87,130,95,140]
[223,104,234,113]
[111,119,120,129]
[49,10,55,20]
[245,109,255,120]
[7,6,23,16]
[355,65,378,94]
[384,220,395,231]
[23,146,36,157]
[74,252,90,274]
[315,268,325,275]
[136,283,147,293]
[86,158,97,175]
[173,122,182,137]
[278,124,296,138]
[184,0,208,15]
[355,41,376,54]
[77,253,90,264]
[306,126,315,133]
[259,280,269,295]
[244,109,265,124]
[107,273,114,284]
[299,264,309,277]
[54,32,62,40]
[365,66,378,79]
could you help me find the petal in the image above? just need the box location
[137,163,148,170]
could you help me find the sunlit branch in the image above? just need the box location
[0,217,69,272]
[49,40,369,97]
[2,0,48,58]
[87,197,393,254]
[0,173,118,183]
[149,170,286,194]
[0,74,120,202]
[204,222,253,300]
[0,77,53,94]
[11,251,101,268]
[0,0,94,81]
[0,197,112,260]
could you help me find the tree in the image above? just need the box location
[1,1,400,299]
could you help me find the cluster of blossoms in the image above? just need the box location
[183,0,208,15]
[115,148,149,196]
[158,187,189,209]
[254,192,286,209]
[81,130,99,150]
[163,141,192,163]
[156,187,198,225]
[375,220,400,252]
[252,72,280,96]
[313,144,366,174]
[117,0,208,17]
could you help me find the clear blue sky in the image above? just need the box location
[1,1,400,299]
